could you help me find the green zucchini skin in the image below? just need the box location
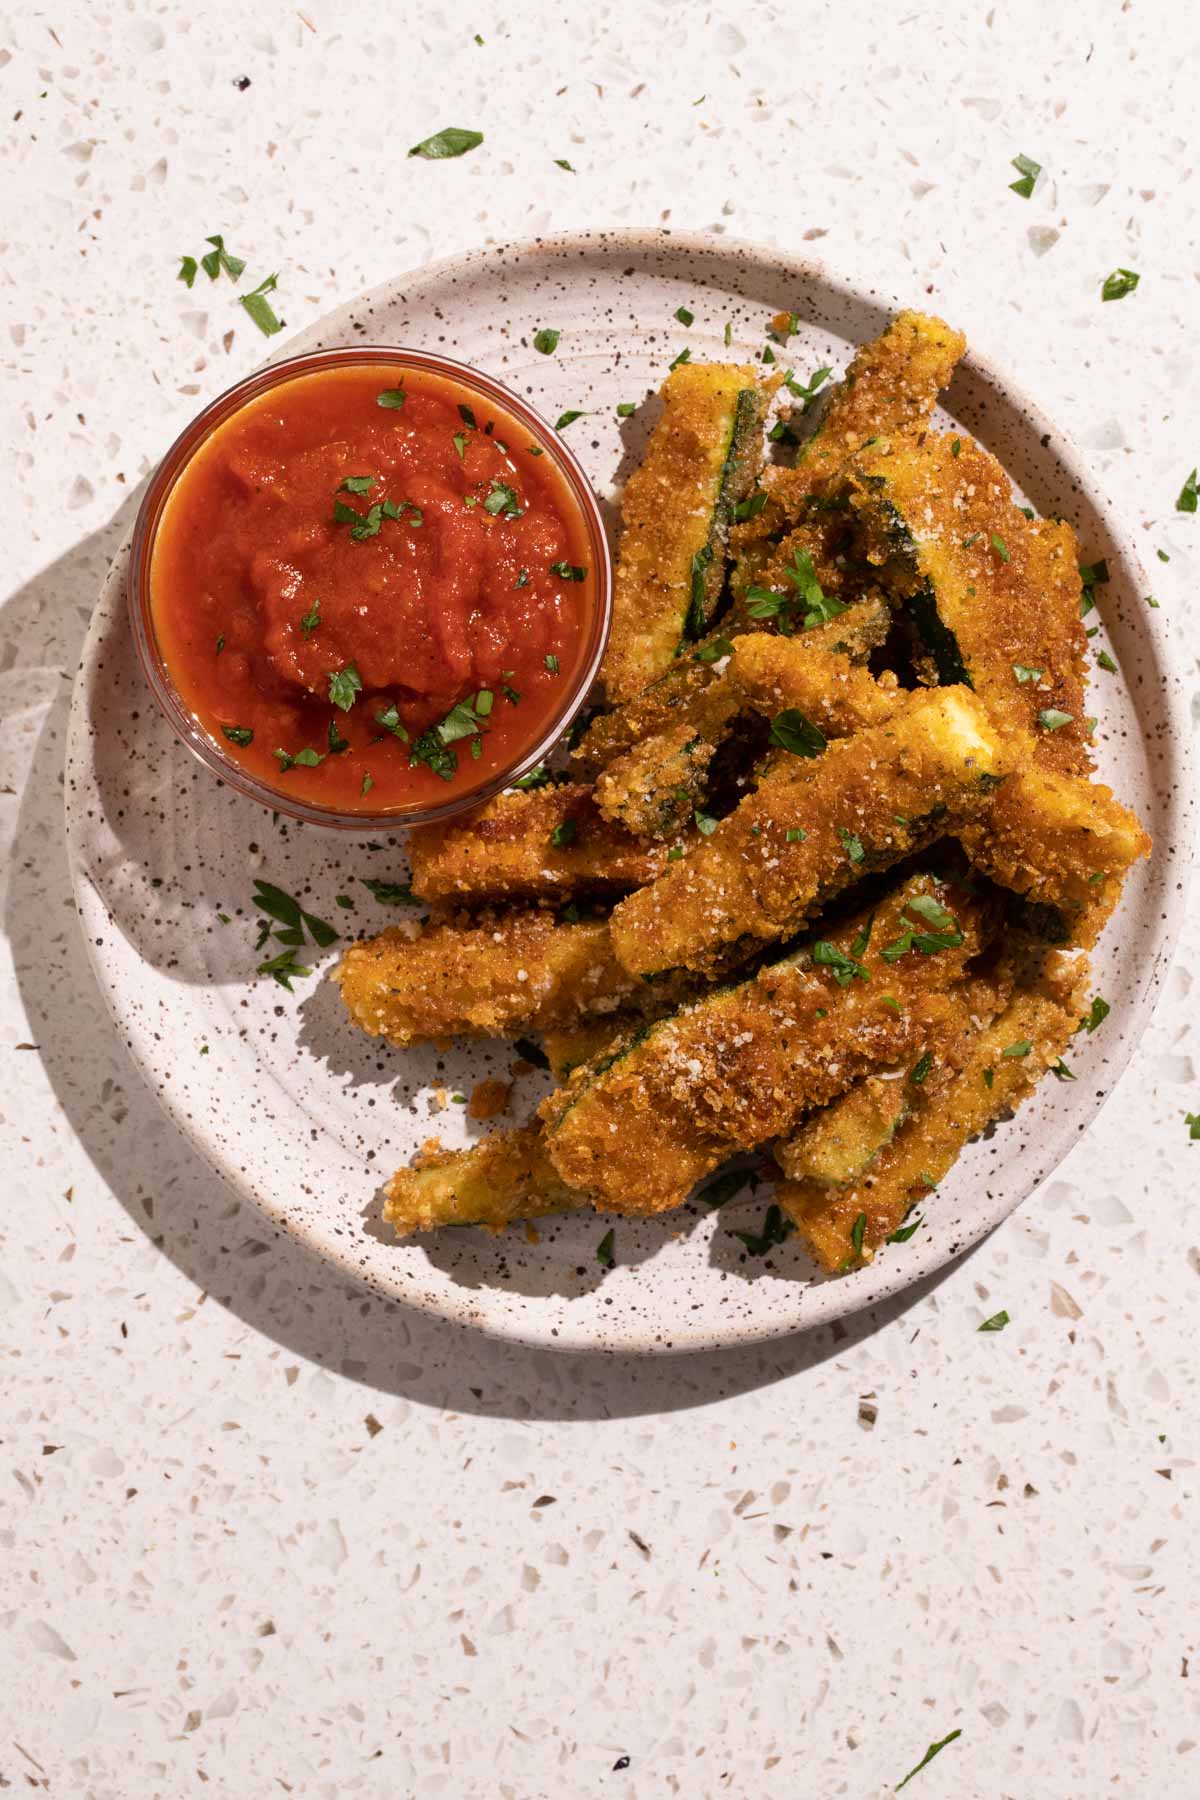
[683,388,769,642]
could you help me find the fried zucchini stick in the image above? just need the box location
[734,310,967,550]
[609,687,1010,978]
[574,595,892,778]
[384,1125,584,1236]
[333,910,646,1047]
[604,363,772,699]
[541,874,994,1215]
[848,431,1091,774]
[407,783,669,906]
[778,955,1087,1268]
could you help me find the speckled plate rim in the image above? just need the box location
[65,227,1194,1355]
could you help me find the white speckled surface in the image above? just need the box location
[2,2,1198,1793]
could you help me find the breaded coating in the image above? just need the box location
[728,632,899,735]
[407,783,669,905]
[849,431,1091,774]
[333,909,643,1047]
[603,363,771,700]
[541,1016,636,1082]
[574,596,893,777]
[960,765,1151,948]
[778,955,1088,1269]
[592,634,898,840]
[594,723,717,840]
[609,687,1011,978]
[540,874,994,1215]
[384,1125,583,1235]
[736,311,966,547]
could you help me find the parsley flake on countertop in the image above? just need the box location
[978,1310,1010,1332]
[178,254,198,288]
[408,127,484,160]
[1177,468,1198,513]
[239,272,283,337]
[533,327,560,355]
[1008,152,1041,198]
[1187,1112,1200,1142]
[895,1727,963,1790]
[554,158,576,172]
[201,233,246,281]
[1101,267,1140,301]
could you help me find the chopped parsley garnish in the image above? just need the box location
[337,474,377,495]
[668,346,691,371]
[544,654,560,675]
[408,691,493,780]
[255,947,312,990]
[1050,1059,1076,1080]
[1081,995,1110,1033]
[533,327,560,355]
[616,401,636,418]
[812,940,870,986]
[407,127,484,159]
[849,1212,867,1258]
[693,635,734,663]
[769,708,826,759]
[359,877,417,905]
[515,568,530,588]
[273,745,324,771]
[1101,267,1140,302]
[178,254,198,287]
[888,1210,924,1244]
[549,816,577,850]
[1187,1112,1200,1142]
[596,1228,615,1269]
[215,633,225,654]
[1009,152,1041,198]
[745,547,846,636]
[239,272,283,337]
[696,1168,750,1209]
[555,409,585,430]
[549,560,586,581]
[734,491,768,521]
[299,597,321,636]
[220,722,254,748]
[328,664,363,712]
[251,878,338,991]
[1001,1039,1032,1059]
[376,388,407,409]
[375,704,409,742]
[452,432,467,460]
[761,345,776,365]
[1012,662,1042,684]
[457,403,477,429]
[554,158,575,172]
[731,1204,794,1257]
[783,365,832,413]
[990,533,1010,562]
[895,1728,963,1790]
[978,1310,1010,1332]
[360,771,373,795]
[951,436,961,457]
[1097,649,1118,673]
[674,305,695,326]
[1037,708,1074,731]
[983,1066,995,1089]
[1177,468,1199,514]
[694,811,719,837]
[786,827,806,844]
[837,826,865,865]
[880,896,964,963]
[483,479,523,518]
[512,764,551,791]
[909,1051,934,1086]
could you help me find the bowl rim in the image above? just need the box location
[126,343,614,831]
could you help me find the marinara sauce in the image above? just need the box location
[149,363,596,812]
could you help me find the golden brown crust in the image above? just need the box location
[407,783,669,905]
[540,875,995,1215]
[384,1125,583,1235]
[609,688,1011,977]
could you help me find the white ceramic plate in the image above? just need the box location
[65,229,1191,1354]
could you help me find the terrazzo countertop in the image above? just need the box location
[2,3,1198,1795]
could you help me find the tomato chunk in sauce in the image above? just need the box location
[150,363,596,811]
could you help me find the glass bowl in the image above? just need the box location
[127,346,613,830]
